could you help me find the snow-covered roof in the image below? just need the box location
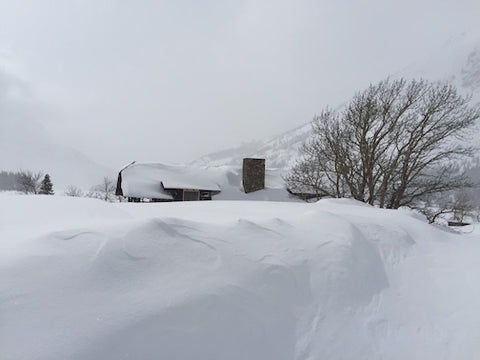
[120,162,221,199]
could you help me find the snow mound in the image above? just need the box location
[1,195,480,359]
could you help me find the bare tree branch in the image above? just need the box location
[286,78,480,211]
[16,170,43,194]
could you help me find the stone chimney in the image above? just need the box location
[242,158,265,193]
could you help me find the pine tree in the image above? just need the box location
[39,174,54,195]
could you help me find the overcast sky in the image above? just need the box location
[1,0,479,169]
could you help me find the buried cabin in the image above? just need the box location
[116,162,221,202]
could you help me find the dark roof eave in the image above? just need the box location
[163,187,221,193]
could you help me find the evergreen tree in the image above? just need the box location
[39,174,54,195]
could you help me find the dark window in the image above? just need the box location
[183,189,200,201]
[200,191,212,200]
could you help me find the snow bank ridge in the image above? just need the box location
[1,195,479,359]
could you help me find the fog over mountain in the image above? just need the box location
[197,28,480,169]
[401,29,480,91]
[2,26,480,189]
[1,1,479,171]
[0,70,112,190]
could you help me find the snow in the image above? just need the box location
[194,122,312,169]
[119,161,294,201]
[398,28,480,97]
[1,194,480,359]
[120,162,221,200]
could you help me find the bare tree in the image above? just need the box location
[16,170,43,194]
[416,194,454,224]
[64,185,83,197]
[87,177,117,202]
[286,78,480,210]
[451,191,475,223]
[475,206,480,223]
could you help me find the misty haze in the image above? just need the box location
[1,1,480,359]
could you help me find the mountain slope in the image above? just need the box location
[196,29,480,170]
[0,116,112,190]
[399,28,480,93]
[195,122,311,169]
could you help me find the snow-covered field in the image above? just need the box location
[1,194,480,360]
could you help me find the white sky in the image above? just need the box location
[0,0,479,169]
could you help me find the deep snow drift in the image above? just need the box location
[1,194,480,360]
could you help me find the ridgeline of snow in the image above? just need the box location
[195,123,311,169]
[195,140,265,167]
[1,194,480,359]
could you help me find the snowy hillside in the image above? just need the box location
[197,29,480,170]
[1,194,480,360]
[196,123,311,169]
[399,28,480,95]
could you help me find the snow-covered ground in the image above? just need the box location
[1,194,480,360]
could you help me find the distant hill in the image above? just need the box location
[0,104,112,191]
[195,123,311,169]
[0,68,112,191]
[398,29,480,94]
[0,116,112,190]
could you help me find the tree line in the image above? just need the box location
[0,170,54,195]
[63,177,117,202]
[0,170,117,201]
